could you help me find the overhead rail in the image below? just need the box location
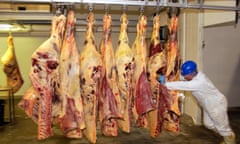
[0,11,142,27]
[1,0,240,11]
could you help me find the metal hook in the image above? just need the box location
[69,4,74,10]
[63,6,68,17]
[88,3,93,12]
[139,5,144,15]
[104,4,109,13]
[156,0,160,14]
[56,6,62,16]
[122,4,127,13]
[9,31,12,36]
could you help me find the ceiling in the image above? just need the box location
[0,0,239,35]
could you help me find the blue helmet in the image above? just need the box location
[181,60,197,76]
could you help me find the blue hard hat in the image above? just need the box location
[181,60,197,76]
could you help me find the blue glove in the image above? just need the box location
[158,75,165,84]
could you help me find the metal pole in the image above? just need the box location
[1,0,240,11]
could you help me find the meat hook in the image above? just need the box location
[88,3,93,12]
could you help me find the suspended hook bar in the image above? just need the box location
[68,4,74,10]
[139,2,144,15]
[198,0,204,10]
[64,5,69,16]
[155,0,160,14]
[104,4,110,13]
[122,4,127,13]
[9,31,12,37]
[54,4,68,16]
[138,0,149,15]
[55,6,62,16]
[88,3,93,12]
[167,0,181,18]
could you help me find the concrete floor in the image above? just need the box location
[0,99,239,144]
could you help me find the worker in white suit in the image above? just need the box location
[159,60,236,144]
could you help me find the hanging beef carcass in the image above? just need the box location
[132,15,156,128]
[18,86,62,125]
[164,12,181,133]
[29,14,66,140]
[58,10,85,138]
[147,14,172,137]
[115,13,135,133]
[18,87,39,123]
[1,34,24,93]
[79,12,102,143]
[99,13,123,136]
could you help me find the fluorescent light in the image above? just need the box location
[0,24,13,30]
[0,24,31,32]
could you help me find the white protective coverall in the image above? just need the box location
[165,72,234,137]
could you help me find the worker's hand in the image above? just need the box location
[158,75,165,84]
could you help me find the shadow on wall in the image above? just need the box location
[227,57,240,108]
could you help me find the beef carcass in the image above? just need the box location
[99,13,123,136]
[18,86,61,125]
[164,14,181,133]
[18,87,39,123]
[29,14,66,140]
[132,15,156,128]
[1,34,24,93]
[147,14,172,137]
[79,12,102,143]
[58,10,85,138]
[115,13,135,133]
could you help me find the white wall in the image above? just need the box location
[203,23,240,107]
[203,0,235,27]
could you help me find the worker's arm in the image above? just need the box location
[165,80,200,91]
